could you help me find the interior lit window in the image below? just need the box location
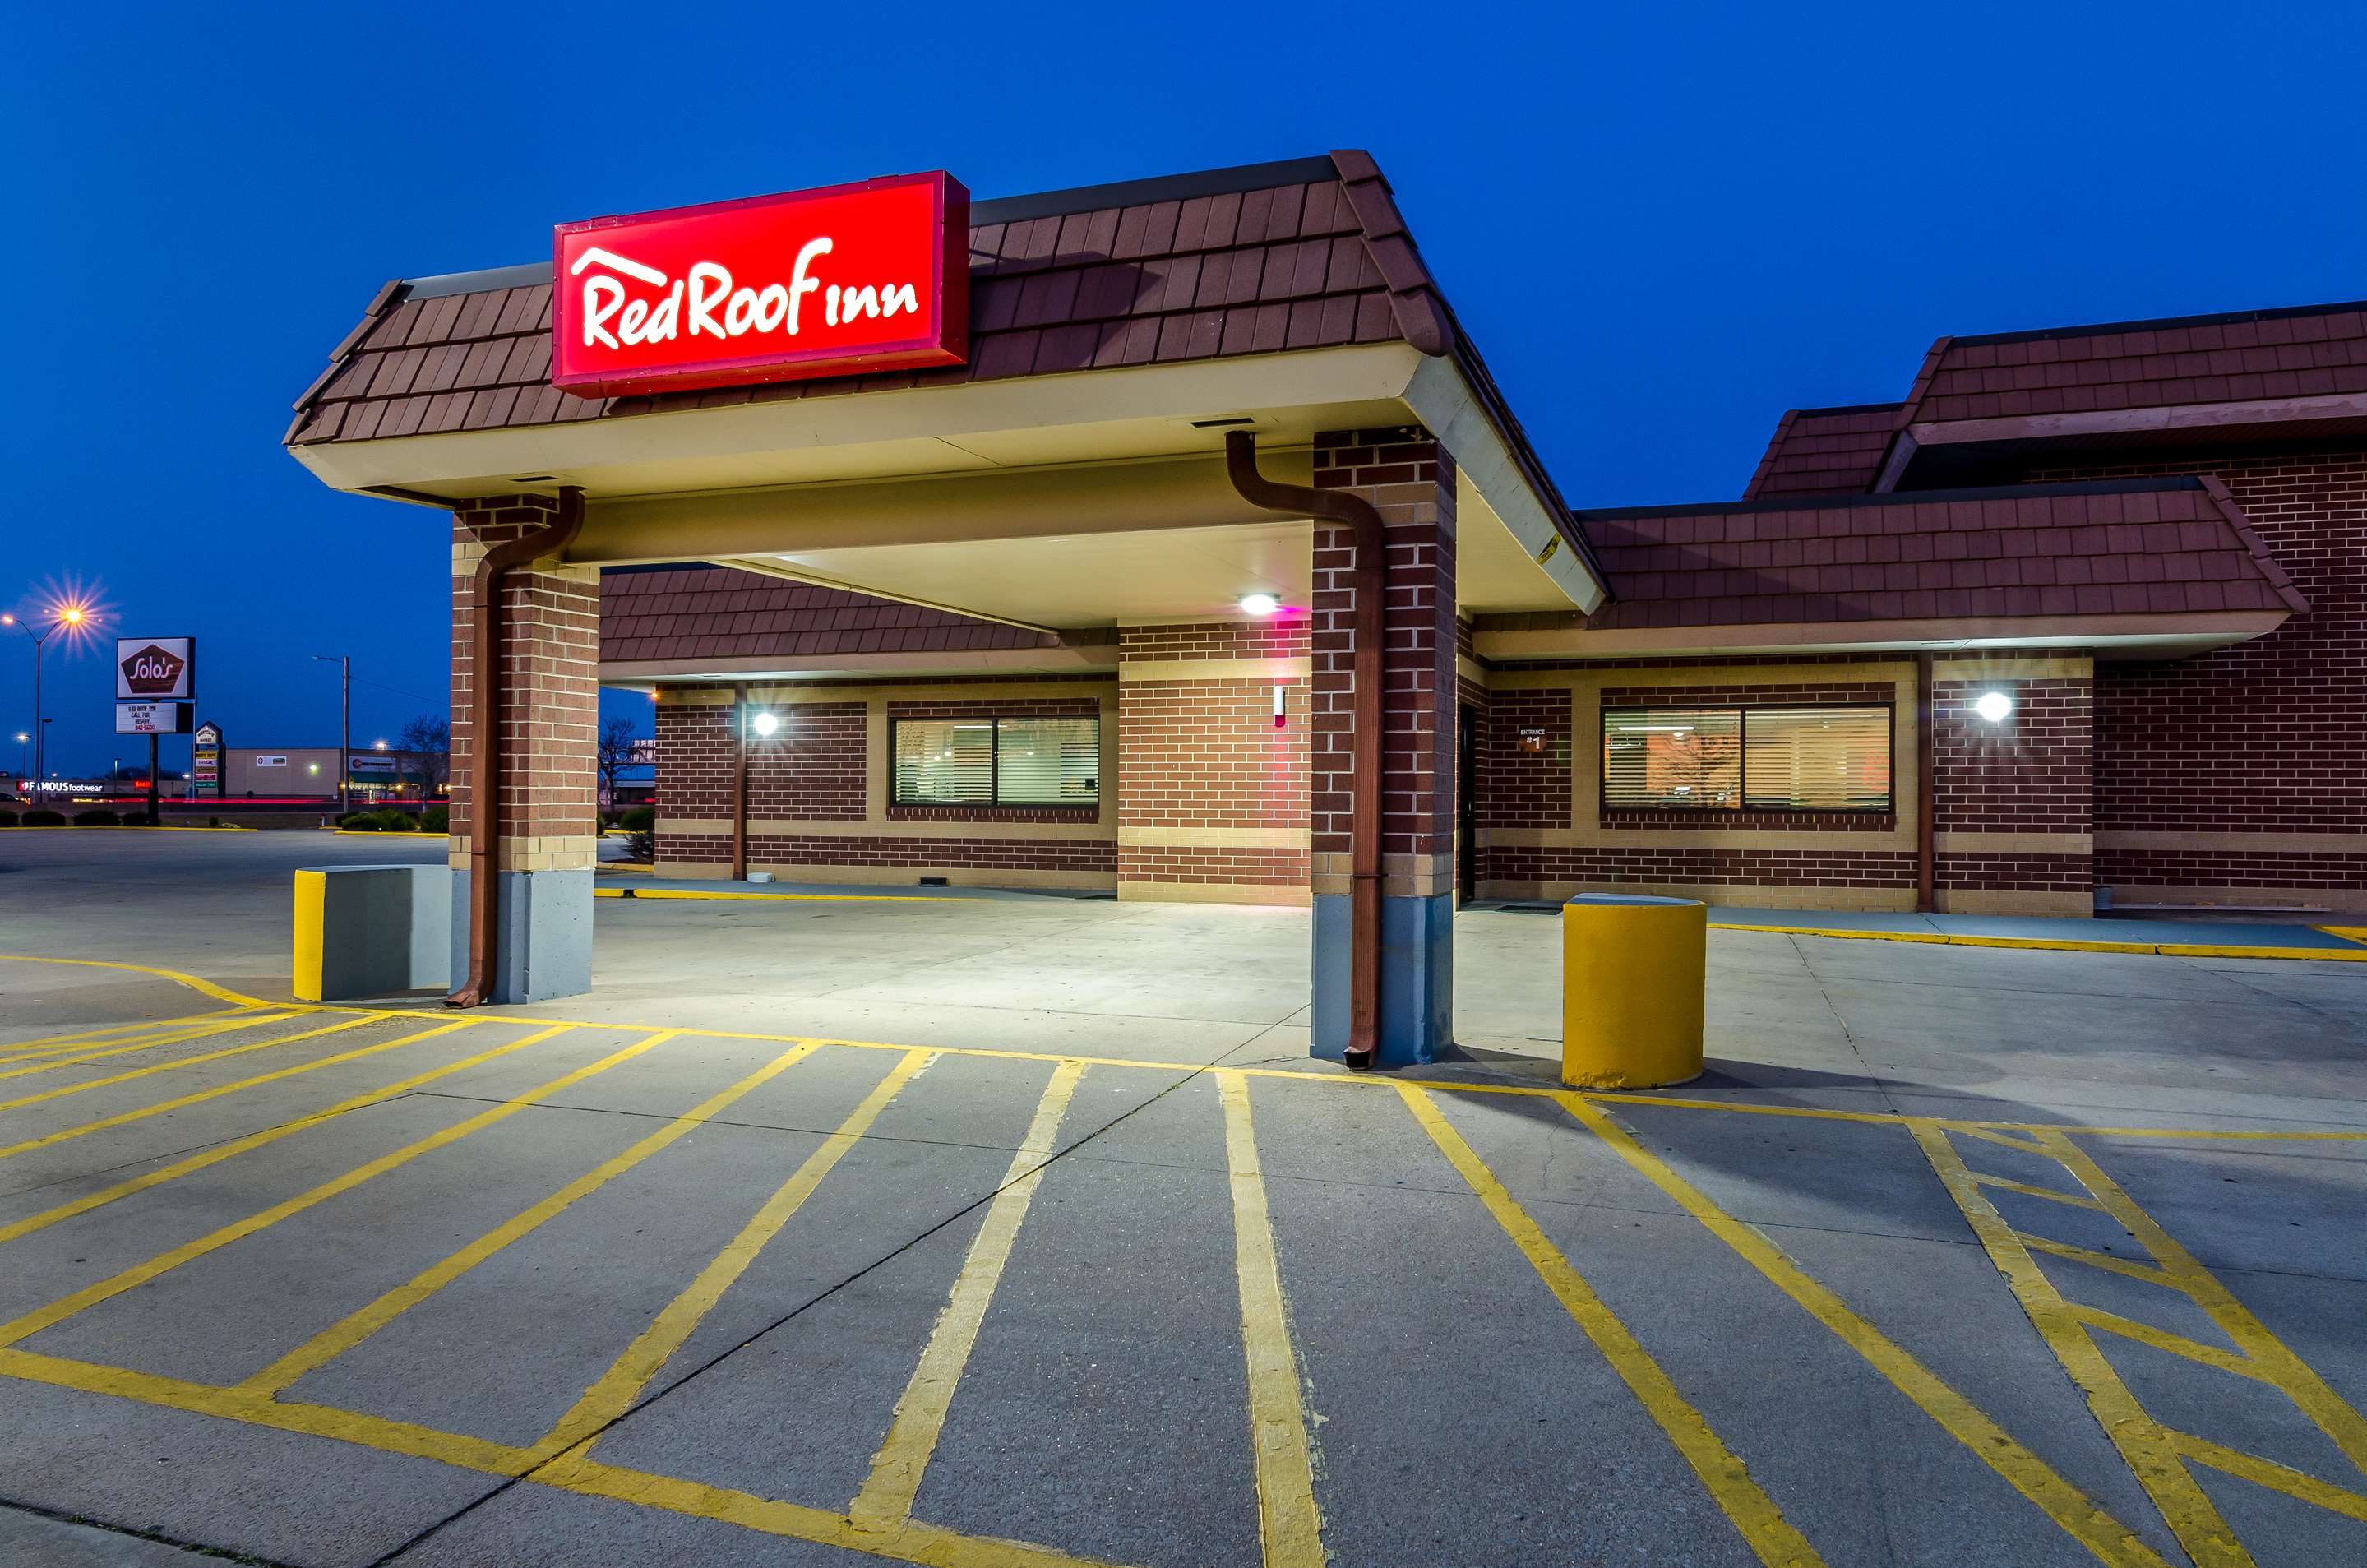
[1602,704,1890,812]
[893,716,1100,806]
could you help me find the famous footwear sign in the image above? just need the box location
[552,171,969,398]
[116,637,195,701]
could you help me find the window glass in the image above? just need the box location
[1743,707,1891,811]
[996,716,1100,805]
[892,719,992,803]
[1601,709,1741,809]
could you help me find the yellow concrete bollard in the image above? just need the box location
[1560,894,1706,1089]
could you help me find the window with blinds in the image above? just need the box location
[1602,704,1890,812]
[892,716,1100,806]
[1602,709,1741,808]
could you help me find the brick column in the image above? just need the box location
[449,495,600,1001]
[1310,426,1458,1064]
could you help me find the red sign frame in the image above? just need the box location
[552,171,969,399]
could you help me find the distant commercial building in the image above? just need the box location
[218,747,444,801]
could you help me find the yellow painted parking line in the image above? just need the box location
[1710,921,2367,963]
[537,1048,934,1462]
[2017,1235,2175,1285]
[243,1033,797,1396]
[0,1006,257,1062]
[1912,1122,2249,1566]
[7,954,2367,1145]
[853,1059,1084,1529]
[2318,926,2367,948]
[0,1344,1118,1568]
[0,954,272,1008]
[598,886,990,904]
[1403,1085,1826,1568]
[0,1025,577,1247]
[0,1016,471,1166]
[1215,1071,1325,1568]
[0,1029,677,1351]
[1970,1172,2107,1211]
[0,1011,305,1080]
[2169,1431,2367,1524]
[2065,1305,2268,1384]
[2038,1129,2367,1479]
[1560,1094,2171,1568]
[0,1013,348,1114]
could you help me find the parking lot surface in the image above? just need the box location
[1,832,2363,1566]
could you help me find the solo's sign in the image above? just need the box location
[117,637,195,701]
[552,171,969,398]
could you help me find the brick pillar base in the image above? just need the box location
[1310,428,1457,1065]
[448,496,600,1002]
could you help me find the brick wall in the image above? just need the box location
[1116,619,1309,895]
[451,495,599,872]
[2013,446,2367,904]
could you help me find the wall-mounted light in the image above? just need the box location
[750,711,780,738]
[1274,682,1287,729]
[1975,691,2014,724]
[1239,593,1280,617]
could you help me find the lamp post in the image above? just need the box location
[3,604,90,805]
[313,654,351,817]
[12,733,25,784]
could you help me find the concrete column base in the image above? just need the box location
[447,867,594,1004]
[1311,891,1454,1066]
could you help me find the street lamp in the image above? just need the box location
[3,601,96,803]
[313,654,352,816]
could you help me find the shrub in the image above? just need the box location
[72,808,118,826]
[117,811,150,826]
[342,816,384,831]
[206,816,220,828]
[0,808,15,827]
[619,806,654,832]
[626,829,655,861]
[384,812,420,832]
[21,808,64,826]
[420,807,449,833]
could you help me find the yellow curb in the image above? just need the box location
[1711,922,2367,963]
[332,830,446,839]
[594,886,987,904]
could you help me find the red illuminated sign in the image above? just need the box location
[552,171,969,398]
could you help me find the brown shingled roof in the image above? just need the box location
[1901,302,2367,425]
[1741,404,1902,500]
[600,565,1065,665]
[288,156,1418,446]
[1576,477,2306,631]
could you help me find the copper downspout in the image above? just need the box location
[1224,432,1383,1069]
[1915,651,1936,914]
[448,488,585,1008]
[730,682,750,881]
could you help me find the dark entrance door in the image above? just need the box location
[1457,705,1477,904]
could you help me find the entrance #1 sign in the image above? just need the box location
[553,171,969,398]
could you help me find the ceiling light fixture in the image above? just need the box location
[1239,593,1281,617]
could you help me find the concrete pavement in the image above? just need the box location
[0,832,2363,1566]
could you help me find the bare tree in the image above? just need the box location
[399,715,451,798]
[597,718,641,812]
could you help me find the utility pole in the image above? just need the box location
[314,654,351,817]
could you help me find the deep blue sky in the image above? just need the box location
[7,3,2364,779]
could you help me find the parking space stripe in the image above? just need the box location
[0,1012,307,1081]
[852,1059,1084,1529]
[1215,1071,1325,1568]
[536,1048,936,1462]
[2065,1305,2268,1383]
[0,1024,577,1247]
[1911,1122,2249,1567]
[0,1014,344,1112]
[240,1037,816,1397]
[2169,1432,2367,1524]
[0,1007,259,1062]
[2037,1130,2367,1481]
[0,955,266,1009]
[0,1029,679,1352]
[0,1016,471,1164]
[1971,1173,2107,1211]
[1558,1094,2172,1568]
[1403,1085,1828,1568]
[0,1343,1124,1568]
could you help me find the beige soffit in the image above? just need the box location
[599,647,1120,685]
[291,345,1427,501]
[1477,611,2289,663]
